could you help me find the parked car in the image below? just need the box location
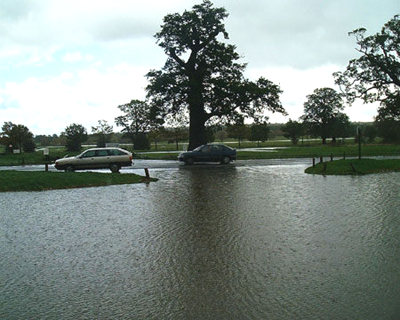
[55,147,133,173]
[178,144,236,165]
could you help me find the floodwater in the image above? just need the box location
[1,162,400,319]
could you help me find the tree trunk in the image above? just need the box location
[187,74,207,150]
[188,108,207,150]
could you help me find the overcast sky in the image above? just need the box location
[0,0,399,135]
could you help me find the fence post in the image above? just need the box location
[312,158,315,167]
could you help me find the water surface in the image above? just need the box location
[1,163,400,319]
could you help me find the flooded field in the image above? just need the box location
[1,162,400,319]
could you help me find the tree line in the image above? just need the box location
[1,3,399,151]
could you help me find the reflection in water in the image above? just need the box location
[1,164,400,319]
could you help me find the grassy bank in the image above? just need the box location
[305,159,400,175]
[0,171,156,192]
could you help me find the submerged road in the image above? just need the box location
[0,158,312,173]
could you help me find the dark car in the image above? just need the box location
[178,144,236,165]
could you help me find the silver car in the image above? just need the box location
[55,147,133,173]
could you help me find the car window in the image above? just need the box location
[201,146,211,152]
[108,149,127,156]
[96,150,108,157]
[211,145,221,152]
[81,150,96,158]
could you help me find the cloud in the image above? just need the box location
[247,64,379,122]
[0,64,149,134]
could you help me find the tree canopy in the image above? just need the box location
[91,120,113,147]
[63,123,87,152]
[146,0,286,150]
[334,15,400,104]
[115,99,161,150]
[301,88,348,144]
[1,122,35,153]
[281,119,304,145]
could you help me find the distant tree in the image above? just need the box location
[115,99,161,150]
[148,128,165,151]
[169,127,189,150]
[282,119,304,145]
[334,15,400,104]
[364,124,378,143]
[249,122,270,147]
[146,0,285,150]
[63,123,88,152]
[301,88,346,144]
[1,122,35,153]
[227,121,249,148]
[215,128,228,142]
[91,120,113,147]
[375,93,400,142]
[329,113,352,143]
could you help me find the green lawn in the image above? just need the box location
[1,142,399,165]
[136,144,400,160]
[0,171,156,192]
[305,159,400,175]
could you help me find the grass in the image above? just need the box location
[305,159,400,175]
[0,171,157,192]
[135,143,400,160]
[1,142,399,164]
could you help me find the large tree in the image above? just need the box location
[249,122,270,147]
[375,93,400,142]
[63,123,88,152]
[334,15,400,104]
[146,0,285,150]
[115,99,161,150]
[1,122,35,153]
[301,88,347,144]
[91,120,113,147]
[334,14,400,138]
[281,119,304,145]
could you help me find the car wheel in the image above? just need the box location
[221,156,231,164]
[110,164,120,173]
[65,166,74,172]
[185,158,194,165]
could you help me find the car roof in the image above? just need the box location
[83,147,129,152]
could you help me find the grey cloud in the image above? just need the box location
[216,0,400,68]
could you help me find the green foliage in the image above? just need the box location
[281,120,304,145]
[115,100,161,150]
[249,122,270,146]
[305,159,400,175]
[364,125,378,143]
[334,15,400,104]
[63,123,88,152]
[226,122,249,147]
[91,120,113,147]
[0,171,156,192]
[375,93,400,143]
[133,133,151,150]
[1,122,35,153]
[146,0,285,150]
[301,88,348,144]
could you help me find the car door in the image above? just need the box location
[94,149,110,168]
[197,145,212,162]
[209,145,221,162]
[77,150,97,169]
